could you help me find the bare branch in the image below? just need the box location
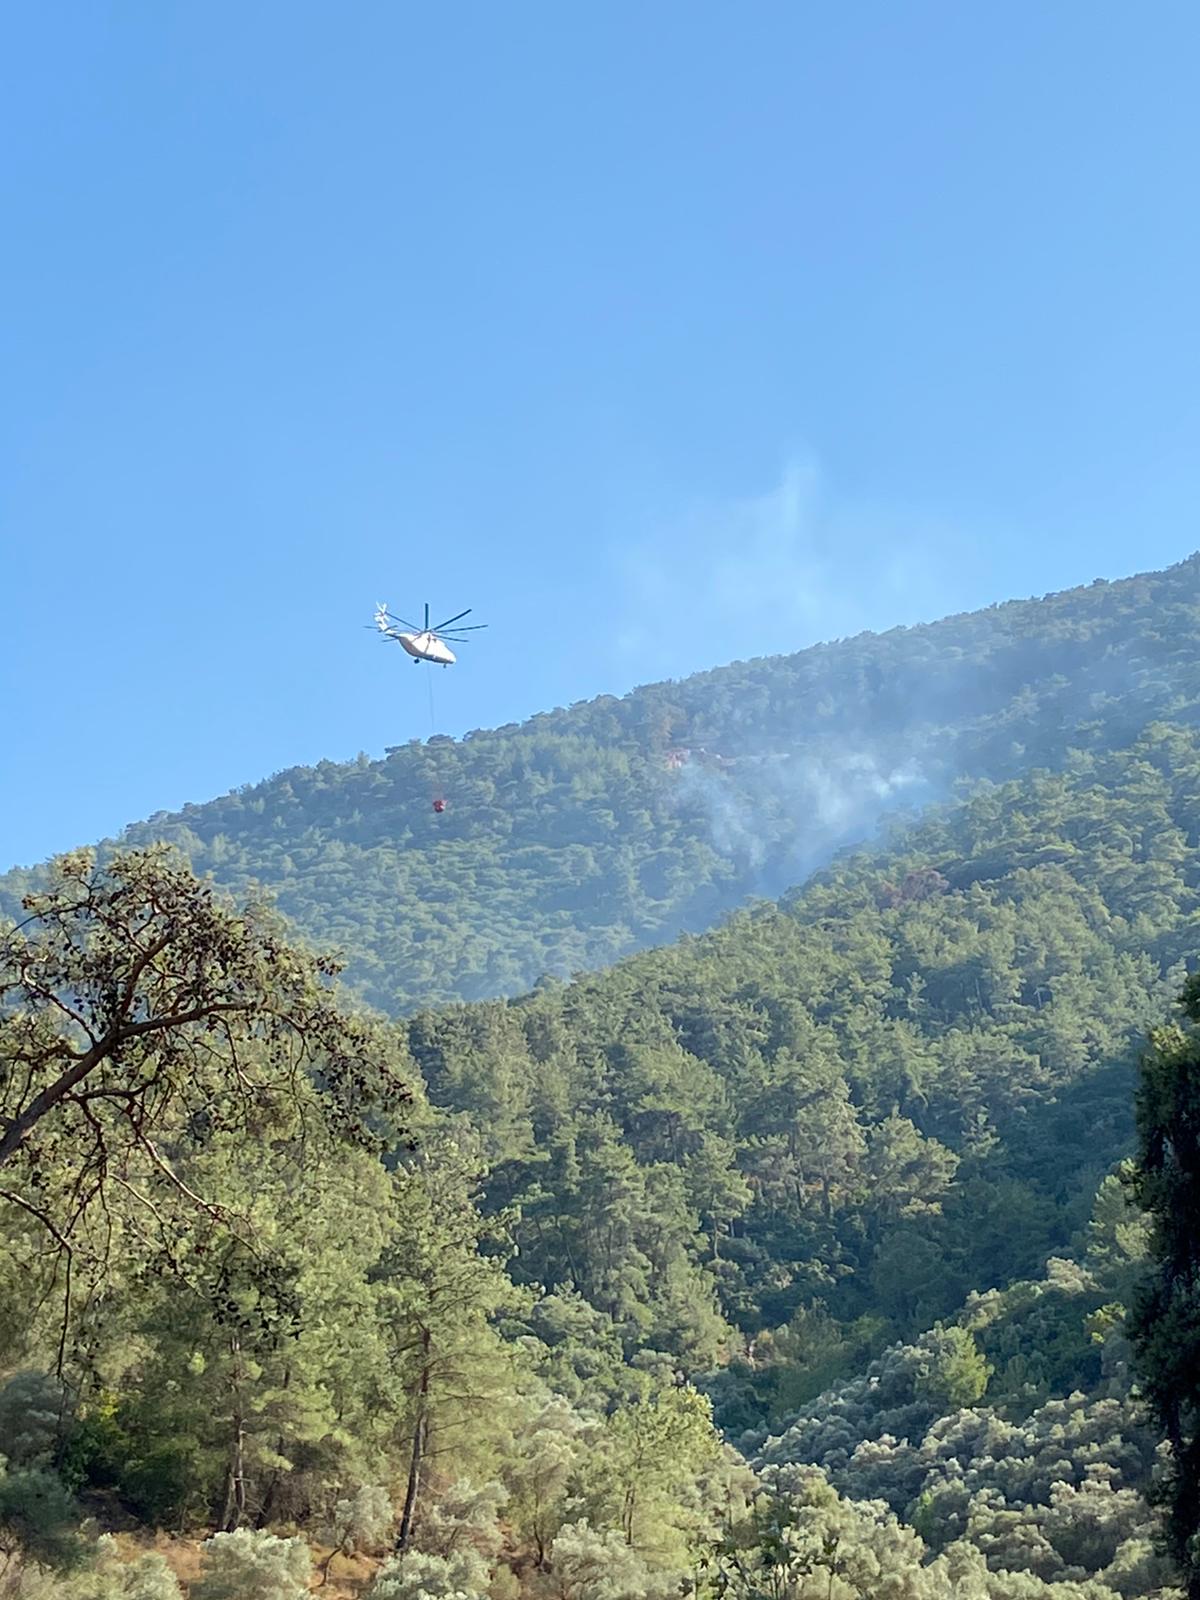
[117,999,256,1043]
[0,1187,73,1256]
[127,1124,237,1228]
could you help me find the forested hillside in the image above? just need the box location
[4,712,1200,1594]
[392,719,1200,1596]
[5,556,1200,1013]
[403,724,1198,1375]
[6,564,1200,1597]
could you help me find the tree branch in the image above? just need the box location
[0,1187,74,1256]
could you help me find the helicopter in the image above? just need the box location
[372,601,487,665]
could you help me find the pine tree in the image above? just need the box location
[1127,972,1200,1598]
[374,1137,524,1552]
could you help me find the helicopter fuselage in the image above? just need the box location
[398,631,457,665]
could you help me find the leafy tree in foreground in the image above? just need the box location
[1128,973,1200,1597]
[0,846,410,1352]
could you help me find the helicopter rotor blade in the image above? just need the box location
[433,608,472,630]
[424,602,430,630]
[376,604,419,628]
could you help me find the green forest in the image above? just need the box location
[5,560,1200,1597]
[6,555,1200,1014]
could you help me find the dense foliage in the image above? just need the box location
[4,722,1197,1593]
[0,847,409,1316]
[405,724,1200,1373]
[6,556,1200,1013]
[7,562,1200,1595]
[1127,975,1200,1595]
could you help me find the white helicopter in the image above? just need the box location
[372,601,487,665]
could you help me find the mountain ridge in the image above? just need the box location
[5,553,1200,1014]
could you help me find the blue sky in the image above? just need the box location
[4,1,1199,868]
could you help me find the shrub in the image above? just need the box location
[365,1548,491,1600]
[191,1528,311,1600]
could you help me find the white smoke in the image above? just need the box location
[671,748,931,885]
[674,760,770,868]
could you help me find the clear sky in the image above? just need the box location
[3,2,1199,869]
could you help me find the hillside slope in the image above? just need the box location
[5,714,1198,1598]
[406,723,1200,1367]
[5,555,1200,1012]
[391,720,1200,1595]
